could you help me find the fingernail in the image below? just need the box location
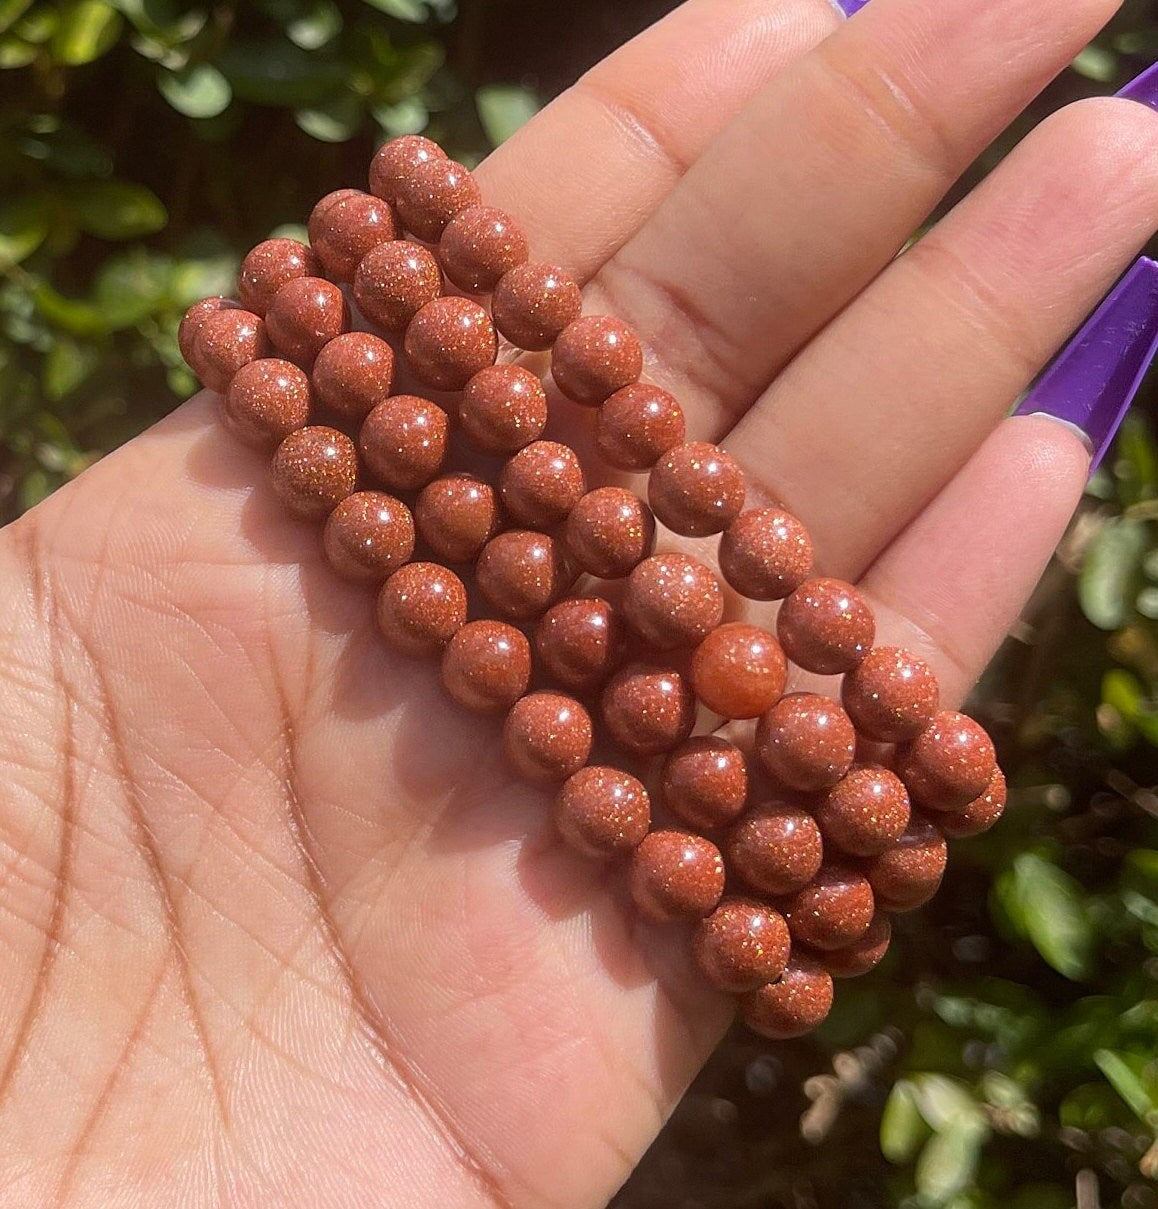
[829,0,871,15]
[1117,61,1158,112]
[1014,257,1158,471]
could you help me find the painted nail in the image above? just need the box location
[1117,61,1158,112]
[830,0,871,14]
[1013,258,1158,470]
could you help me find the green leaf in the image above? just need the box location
[914,1117,988,1207]
[42,337,99,399]
[30,283,108,336]
[996,852,1095,980]
[1094,1049,1158,1125]
[881,1081,931,1164]
[476,83,538,146]
[0,34,36,65]
[287,0,342,49]
[371,96,426,137]
[1071,45,1118,82]
[361,0,426,20]
[1079,515,1148,630]
[294,92,362,142]
[0,196,49,266]
[157,62,231,117]
[69,180,167,239]
[216,37,345,106]
[51,0,122,65]
[92,246,172,327]
[0,0,33,35]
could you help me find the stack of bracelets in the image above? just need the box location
[179,134,1007,1042]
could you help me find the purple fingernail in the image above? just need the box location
[1014,258,1158,470]
[1118,61,1158,111]
[831,0,871,13]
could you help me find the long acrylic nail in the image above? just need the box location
[1118,60,1158,112]
[1013,257,1158,470]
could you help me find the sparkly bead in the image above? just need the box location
[223,358,311,448]
[394,157,481,242]
[192,308,268,392]
[690,622,786,720]
[308,190,399,282]
[492,263,582,351]
[554,766,650,858]
[841,646,939,743]
[596,383,686,471]
[306,188,362,242]
[359,395,449,491]
[726,800,823,896]
[755,692,856,792]
[442,620,531,713]
[460,365,547,455]
[629,831,725,924]
[864,815,948,911]
[564,487,655,579]
[823,913,891,979]
[179,296,238,366]
[661,737,749,830]
[552,315,643,406]
[624,552,724,650]
[270,425,357,520]
[323,491,415,582]
[415,473,501,564]
[353,241,442,334]
[648,441,745,537]
[535,597,623,693]
[601,664,696,757]
[499,440,586,528]
[777,578,875,675]
[369,135,447,204]
[782,863,875,951]
[265,277,349,367]
[719,507,814,601]
[895,711,998,812]
[377,562,466,656]
[739,956,834,1040]
[692,898,791,994]
[311,331,394,422]
[476,530,572,621]
[503,691,593,785]
[439,205,529,293]
[404,296,497,392]
[814,765,910,858]
[938,768,1007,839]
[238,239,321,316]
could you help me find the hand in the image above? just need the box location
[0,0,1154,1203]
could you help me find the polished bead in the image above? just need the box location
[814,765,910,857]
[308,190,398,282]
[491,263,582,351]
[311,331,394,422]
[376,562,466,656]
[554,766,650,858]
[498,440,586,528]
[552,315,643,406]
[405,296,497,392]
[503,691,592,785]
[624,552,724,649]
[439,205,529,293]
[601,664,696,757]
[938,768,1007,839]
[394,157,481,242]
[415,473,501,564]
[661,737,749,830]
[719,507,814,601]
[359,395,449,491]
[822,913,891,979]
[726,800,823,896]
[777,577,875,675]
[323,490,414,582]
[782,863,875,951]
[476,530,571,621]
[864,815,948,911]
[690,622,786,719]
[192,307,268,392]
[895,711,998,812]
[596,383,686,471]
[179,296,239,366]
[739,956,834,1040]
[442,621,531,713]
[460,364,547,455]
[693,898,791,994]
[629,831,725,924]
[265,277,349,367]
[564,487,655,579]
[369,135,447,204]
[223,357,311,448]
[755,692,856,792]
[648,441,745,537]
[841,646,940,743]
[534,597,623,693]
[270,425,357,520]
[353,240,442,333]
[238,239,321,316]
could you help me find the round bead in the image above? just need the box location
[369,135,447,204]
[238,239,321,315]
[179,296,238,366]
[223,357,311,448]
[322,491,415,582]
[601,664,696,757]
[841,646,940,743]
[394,157,481,242]
[624,553,724,650]
[491,263,582,351]
[564,487,655,579]
[534,597,623,693]
[726,800,823,896]
[648,442,745,537]
[503,691,593,785]
[377,563,466,656]
[629,831,726,924]
[498,440,586,528]
[415,473,501,564]
[405,296,497,392]
[777,578,875,676]
[353,240,442,334]
[895,711,998,812]
[554,767,650,858]
[192,307,268,392]
[308,190,398,282]
[311,331,394,422]
[460,364,547,455]
[265,277,349,367]
[661,737,749,830]
[782,863,875,951]
[439,205,529,293]
[552,315,643,406]
[755,692,856,792]
[442,620,531,713]
[270,425,357,520]
[719,507,814,601]
[692,898,791,994]
[822,913,891,979]
[938,768,1007,839]
[690,622,787,719]
[739,956,834,1040]
[814,765,910,858]
[864,815,948,911]
[596,383,686,471]
[359,395,449,491]
[476,530,571,621]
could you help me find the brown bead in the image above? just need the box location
[782,862,875,951]
[270,425,357,520]
[265,277,349,368]
[564,488,655,579]
[359,395,448,491]
[739,955,834,1040]
[179,296,239,366]
[491,263,582,351]
[895,711,998,812]
[841,646,940,743]
[394,157,481,242]
[306,188,363,243]
[938,768,1007,839]
[503,691,593,785]
[353,240,442,334]
[692,898,791,994]
[661,737,749,831]
[719,507,814,601]
[755,692,856,792]
[476,530,572,621]
[624,553,724,650]
[777,578,875,676]
[814,765,910,858]
[629,831,725,924]
[311,331,394,422]
[376,562,467,656]
[601,664,696,757]
[822,913,891,979]
[308,190,399,282]
[690,623,787,720]
[648,441,745,538]
[192,307,268,392]
[238,239,321,316]
[439,205,529,293]
[223,357,312,448]
[415,473,501,564]
[726,800,823,896]
[534,597,623,693]
[442,620,531,713]
[596,383,686,472]
[404,296,497,392]
[864,815,948,911]
[554,766,650,858]
[323,490,415,582]
[460,364,548,455]
[552,315,643,406]
[369,135,447,204]
[499,440,586,528]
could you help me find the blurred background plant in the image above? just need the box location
[1,0,1157,1205]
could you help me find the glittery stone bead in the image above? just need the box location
[238,239,321,315]
[492,263,582,351]
[377,562,467,656]
[726,800,823,896]
[777,577,875,676]
[661,737,749,830]
[596,383,686,472]
[439,205,529,293]
[629,830,726,923]
[503,691,593,785]
[369,135,447,204]
[476,530,572,621]
[499,440,586,528]
[265,277,349,367]
[719,507,814,601]
[601,663,696,757]
[404,296,497,392]
[648,441,745,537]
[782,863,875,951]
[442,620,531,713]
[192,307,268,392]
[179,297,239,366]
[460,364,547,455]
[814,765,910,857]
[554,766,650,858]
[308,190,399,282]
[864,815,948,911]
[323,490,415,582]
[311,331,394,422]
[895,711,998,812]
[552,315,643,406]
[270,425,357,520]
[841,646,940,743]
[415,473,501,564]
[359,394,449,491]
[624,552,724,650]
[692,898,791,994]
[690,622,787,720]
[822,913,891,978]
[938,768,1007,839]
[535,597,623,693]
[353,241,442,334]
[564,487,655,579]
[739,956,834,1039]
[755,692,856,792]
[223,357,312,448]
[394,157,481,242]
